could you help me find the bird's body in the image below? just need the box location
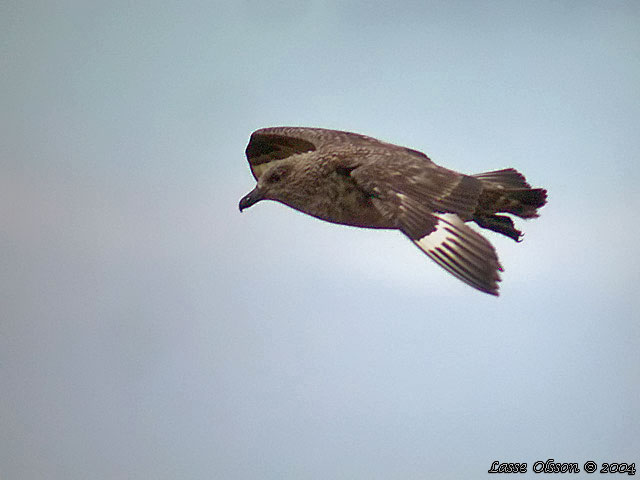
[239,127,547,296]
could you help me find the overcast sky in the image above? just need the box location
[1,1,639,479]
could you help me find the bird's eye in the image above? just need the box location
[268,172,282,183]
[267,168,288,183]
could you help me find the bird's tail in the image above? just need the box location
[471,168,547,241]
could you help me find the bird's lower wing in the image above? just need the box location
[346,155,502,295]
[367,188,503,295]
[404,211,502,296]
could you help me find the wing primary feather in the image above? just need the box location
[446,236,504,273]
[434,246,485,285]
[407,213,501,295]
[440,242,491,281]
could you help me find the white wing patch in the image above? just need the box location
[412,213,502,295]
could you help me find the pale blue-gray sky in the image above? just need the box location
[1,1,639,479]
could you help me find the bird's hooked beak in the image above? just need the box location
[239,186,264,211]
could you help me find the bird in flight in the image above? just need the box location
[239,127,547,296]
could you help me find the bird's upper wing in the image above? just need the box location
[345,151,502,295]
[245,128,318,180]
[245,126,418,180]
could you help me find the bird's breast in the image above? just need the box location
[292,173,393,229]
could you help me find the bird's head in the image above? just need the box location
[239,159,316,212]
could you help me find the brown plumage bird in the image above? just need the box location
[239,127,547,295]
